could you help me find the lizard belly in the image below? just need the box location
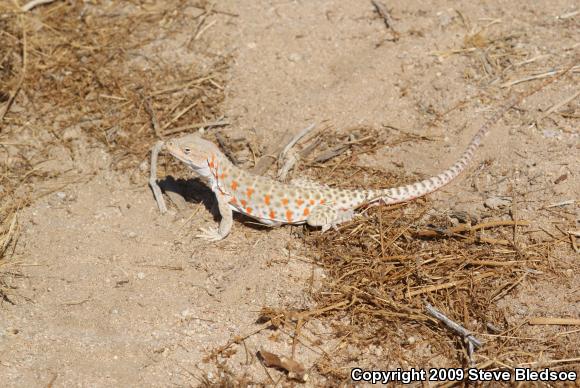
[227,203,307,226]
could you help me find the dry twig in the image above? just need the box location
[425,302,483,362]
[149,141,167,214]
[251,132,292,175]
[163,119,229,136]
[277,123,317,180]
[21,0,56,12]
[0,14,26,124]
[537,89,580,121]
[142,95,163,139]
[371,0,400,41]
[500,65,580,88]
[528,317,580,326]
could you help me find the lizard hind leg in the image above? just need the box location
[306,205,356,232]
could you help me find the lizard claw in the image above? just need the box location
[196,227,225,241]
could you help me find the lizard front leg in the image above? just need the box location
[197,191,233,241]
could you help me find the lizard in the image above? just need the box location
[163,125,478,241]
[153,70,570,241]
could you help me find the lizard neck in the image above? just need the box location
[208,152,237,194]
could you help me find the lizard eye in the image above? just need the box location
[183,147,191,154]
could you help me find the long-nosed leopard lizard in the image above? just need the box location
[149,69,570,241]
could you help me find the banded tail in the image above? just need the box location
[367,102,506,204]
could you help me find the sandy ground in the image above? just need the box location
[1,0,578,386]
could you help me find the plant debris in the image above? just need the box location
[0,0,228,253]
[257,350,308,383]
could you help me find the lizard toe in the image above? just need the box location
[196,227,225,242]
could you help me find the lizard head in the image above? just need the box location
[165,134,220,176]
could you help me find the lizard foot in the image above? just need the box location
[308,206,357,233]
[320,210,358,233]
[196,227,226,242]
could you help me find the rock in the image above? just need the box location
[450,210,479,224]
[288,53,303,62]
[484,196,512,210]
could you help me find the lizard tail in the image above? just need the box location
[366,64,573,205]
[367,105,499,204]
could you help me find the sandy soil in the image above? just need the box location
[1,0,578,386]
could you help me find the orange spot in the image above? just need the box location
[220,172,226,179]
[240,199,247,207]
[303,207,310,216]
[245,207,252,214]
[246,187,254,198]
[309,199,315,205]
[231,181,238,190]
[296,199,304,206]
[282,198,289,206]
[230,198,238,205]
[208,155,215,168]
[269,210,276,219]
[285,209,293,222]
[319,199,325,205]
[264,195,271,205]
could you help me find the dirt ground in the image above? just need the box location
[1,0,578,386]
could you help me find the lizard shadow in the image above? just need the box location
[157,176,276,233]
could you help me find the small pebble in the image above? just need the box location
[542,129,559,139]
[484,196,512,210]
[486,323,501,333]
[288,52,303,62]
[136,272,145,280]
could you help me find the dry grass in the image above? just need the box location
[0,1,226,161]
[0,0,227,190]
[0,1,227,298]
[235,124,578,383]
[305,202,568,370]
[292,130,576,382]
